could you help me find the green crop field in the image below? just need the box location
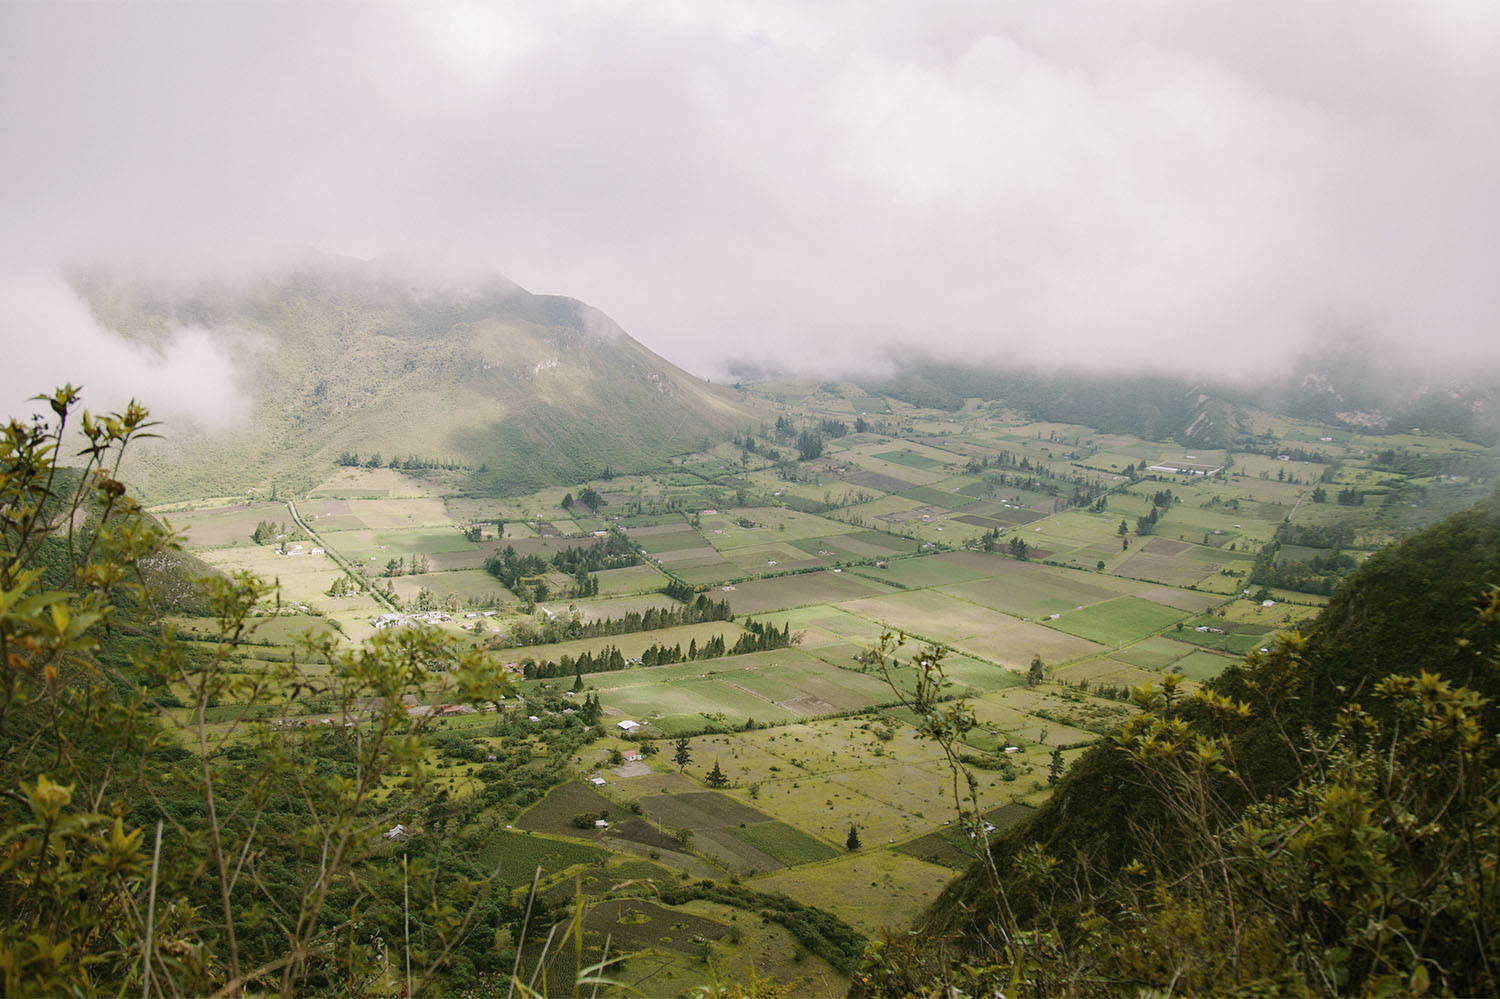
[839,589,1105,669]
[548,591,680,623]
[1052,656,1165,690]
[749,850,955,937]
[516,781,622,837]
[847,552,992,589]
[1043,596,1191,646]
[1171,649,1240,682]
[714,571,889,614]
[937,559,1140,619]
[586,649,897,731]
[875,449,946,470]
[388,568,514,607]
[474,828,611,890]
[731,821,840,865]
[1112,635,1207,670]
[631,526,707,553]
[591,563,671,595]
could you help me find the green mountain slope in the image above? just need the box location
[863,360,1243,447]
[864,491,1500,997]
[73,258,752,500]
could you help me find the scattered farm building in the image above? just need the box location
[617,719,641,733]
[1147,461,1223,476]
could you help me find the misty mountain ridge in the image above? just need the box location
[861,340,1500,447]
[67,256,752,500]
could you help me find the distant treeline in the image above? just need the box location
[866,364,1228,446]
[1370,448,1496,480]
[1236,442,1336,469]
[519,618,792,680]
[335,451,469,471]
[1276,521,1356,549]
[498,594,734,649]
[661,579,696,603]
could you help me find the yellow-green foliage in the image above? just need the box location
[1,389,513,997]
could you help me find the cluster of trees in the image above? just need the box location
[817,417,850,438]
[523,646,627,679]
[732,428,783,463]
[498,594,733,649]
[483,534,639,595]
[796,429,825,461]
[559,486,605,513]
[518,617,792,679]
[250,519,285,544]
[1249,541,1345,595]
[549,531,635,573]
[1277,521,1356,548]
[1248,521,1365,595]
[335,451,467,471]
[381,553,429,576]
[761,414,849,462]
[661,578,697,602]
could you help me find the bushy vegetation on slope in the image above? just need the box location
[855,492,1500,998]
[0,389,536,997]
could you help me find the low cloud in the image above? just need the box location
[2,1,1497,388]
[0,272,250,432]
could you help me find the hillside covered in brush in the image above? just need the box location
[858,491,1500,998]
[72,258,752,500]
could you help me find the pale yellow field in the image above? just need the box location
[750,850,954,935]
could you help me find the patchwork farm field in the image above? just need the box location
[586,649,897,732]
[1043,595,1193,646]
[155,387,1497,997]
[166,502,297,548]
[838,588,1107,668]
[749,851,954,936]
[713,570,890,614]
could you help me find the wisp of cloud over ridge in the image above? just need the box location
[2,0,1497,418]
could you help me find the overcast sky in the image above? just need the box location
[3,0,1498,420]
